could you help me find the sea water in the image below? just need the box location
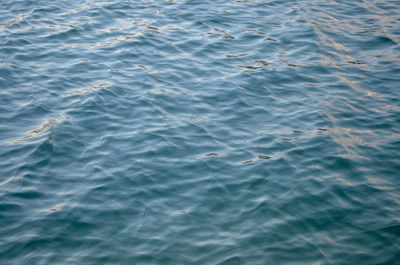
[0,0,399,264]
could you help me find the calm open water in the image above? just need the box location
[1,0,400,264]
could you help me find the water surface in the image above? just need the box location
[1,0,400,264]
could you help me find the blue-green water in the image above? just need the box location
[1,0,400,264]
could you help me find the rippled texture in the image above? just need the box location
[1,0,400,264]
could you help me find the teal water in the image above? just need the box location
[1,0,400,264]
